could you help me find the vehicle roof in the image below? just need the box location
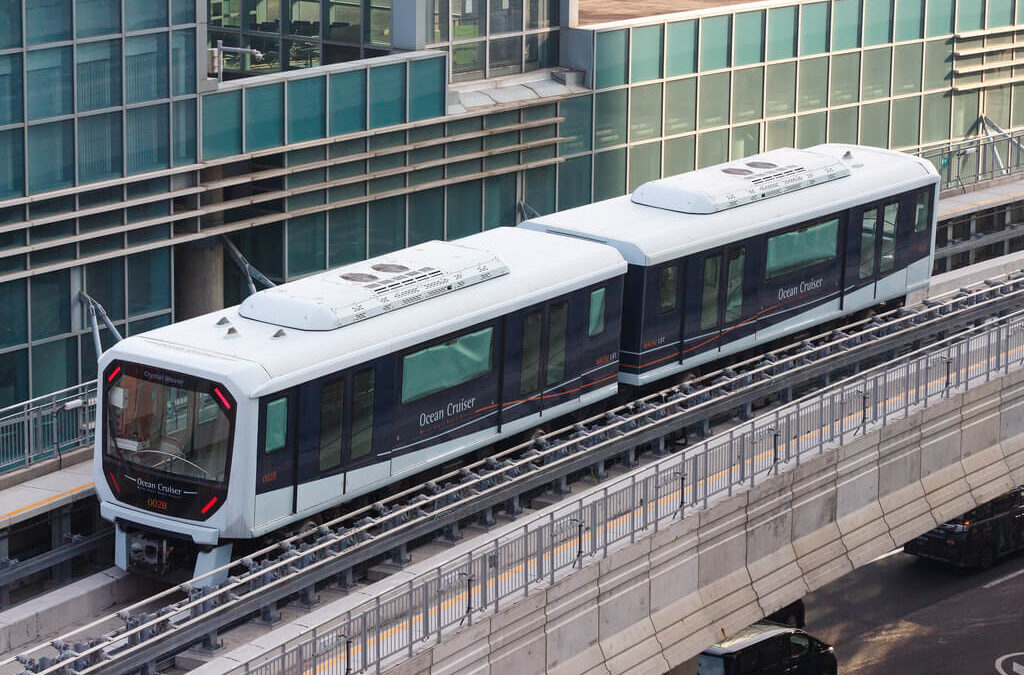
[702,623,799,655]
[105,227,626,396]
[519,144,939,266]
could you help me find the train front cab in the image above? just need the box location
[620,183,935,386]
[251,278,624,535]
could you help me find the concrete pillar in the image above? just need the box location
[174,238,225,320]
[51,505,72,583]
[391,0,430,51]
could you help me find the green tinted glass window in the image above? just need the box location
[893,0,923,40]
[923,39,952,90]
[766,117,795,149]
[956,0,983,32]
[588,288,606,337]
[408,188,443,244]
[732,67,763,123]
[698,72,730,128]
[861,48,891,99]
[799,3,830,56]
[401,327,493,403]
[287,213,326,276]
[446,180,482,239]
[952,91,979,138]
[546,302,568,385]
[319,379,343,472]
[520,310,541,395]
[595,30,627,88]
[246,84,284,151]
[766,6,797,60]
[925,0,953,36]
[369,64,405,128]
[351,368,374,460]
[893,43,922,94]
[595,89,627,148]
[664,135,695,175]
[629,142,660,192]
[734,11,765,66]
[731,124,759,159]
[631,25,663,82]
[700,15,730,70]
[329,70,367,134]
[666,20,697,76]
[264,397,288,453]
[921,91,951,142]
[797,57,827,111]
[915,190,931,233]
[863,0,892,45]
[594,148,626,201]
[861,100,889,147]
[880,202,898,273]
[697,129,727,168]
[410,57,445,121]
[765,63,796,116]
[725,247,744,323]
[665,78,696,134]
[828,107,858,144]
[700,255,720,331]
[559,95,592,155]
[891,96,920,147]
[859,209,876,280]
[630,83,662,141]
[659,265,678,313]
[830,53,860,105]
[831,0,861,50]
[287,77,326,143]
[329,205,366,266]
[557,155,591,210]
[988,0,1013,27]
[766,219,838,279]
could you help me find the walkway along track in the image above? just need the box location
[10,272,1024,675]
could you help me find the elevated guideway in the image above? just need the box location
[187,290,1024,675]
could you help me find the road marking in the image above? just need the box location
[994,652,1024,675]
[869,546,903,563]
[983,566,1024,589]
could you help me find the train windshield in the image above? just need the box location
[104,365,233,484]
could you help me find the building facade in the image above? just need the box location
[0,0,1017,409]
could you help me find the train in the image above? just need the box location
[94,144,940,580]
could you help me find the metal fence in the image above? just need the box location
[235,311,1024,675]
[920,127,1024,192]
[0,382,97,473]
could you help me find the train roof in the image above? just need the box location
[107,227,626,395]
[519,144,940,266]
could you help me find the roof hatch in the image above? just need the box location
[239,240,508,330]
[631,147,851,214]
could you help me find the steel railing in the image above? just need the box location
[231,309,1024,675]
[920,127,1024,192]
[0,382,96,474]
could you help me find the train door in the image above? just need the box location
[503,298,570,422]
[255,390,298,524]
[682,244,752,364]
[845,200,901,302]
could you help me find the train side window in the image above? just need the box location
[725,247,745,323]
[880,202,898,273]
[765,218,838,280]
[588,287,606,337]
[401,327,494,403]
[319,379,344,472]
[658,265,678,313]
[521,310,542,395]
[914,190,931,233]
[264,397,288,454]
[351,368,375,461]
[546,301,569,385]
[859,208,877,280]
[700,255,720,331]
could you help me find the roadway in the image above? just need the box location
[805,548,1024,674]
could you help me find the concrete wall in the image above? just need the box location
[381,362,1024,675]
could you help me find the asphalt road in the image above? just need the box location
[803,548,1024,674]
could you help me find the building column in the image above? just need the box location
[174,238,225,320]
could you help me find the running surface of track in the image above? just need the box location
[805,549,1024,674]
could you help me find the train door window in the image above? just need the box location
[401,327,494,402]
[351,368,375,461]
[264,397,288,453]
[658,265,679,313]
[880,202,898,273]
[318,379,344,472]
[859,208,877,280]
[546,301,568,385]
[588,287,606,337]
[725,247,745,323]
[521,310,543,395]
[914,190,931,233]
[700,255,721,331]
[765,219,838,279]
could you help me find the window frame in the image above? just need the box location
[658,264,679,314]
[588,286,607,337]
